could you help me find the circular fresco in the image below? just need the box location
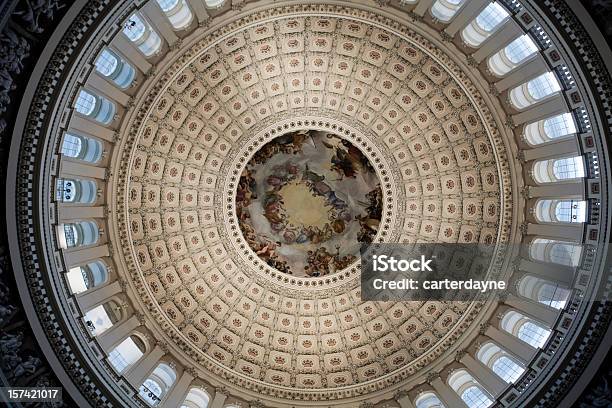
[237,130,382,277]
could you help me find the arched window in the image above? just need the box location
[139,363,177,406]
[61,134,82,157]
[518,321,551,347]
[55,178,97,204]
[518,275,571,309]
[415,392,445,408]
[108,335,146,373]
[524,112,577,145]
[123,13,162,57]
[462,386,493,408]
[492,356,524,383]
[66,260,109,294]
[95,49,136,89]
[510,72,562,110]
[59,220,99,248]
[181,388,210,408]
[83,300,122,336]
[448,370,492,408]
[462,2,510,47]
[534,199,587,223]
[61,133,103,163]
[501,310,551,348]
[533,156,585,183]
[529,238,582,267]
[488,34,538,76]
[431,0,466,22]
[204,0,225,8]
[74,90,116,124]
[157,0,193,30]
[477,342,525,383]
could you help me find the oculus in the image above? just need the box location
[236,130,382,277]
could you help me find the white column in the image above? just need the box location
[484,326,537,365]
[209,389,227,408]
[96,315,140,353]
[472,20,523,63]
[88,72,131,107]
[75,280,122,311]
[460,354,507,397]
[513,94,568,126]
[162,370,194,407]
[431,377,468,408]
[125,345,165,389]
[63,244,109,267]
[69,115,116,142]
[141,2,179,46]
[527,181,584,198]
[518,259,574,287]
[444,0,489,36]
[495,56,549,92]
[110,36,152,74]
[188,0,210,23]
[397,393,415,408]
[59,159,106,180]
[59,206,105,222]
[413,0,436,17]
[523,137,581,162]
[527,223,583,241]
[505,294,559,327]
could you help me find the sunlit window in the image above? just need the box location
[204,0,225,8]
[543,113,577,139]
[123,13,162,56]
[66,261,108,294]
[533,156,585,183]
[535,199,587,223]
[123,14,146,42]
[530,238,582,267]
[55,178,97,204]
[75,90,97,116]
[538,283,571,309]
[140,378,162,406]
[415,392,445,408]
[181,388,210,408]
[518,321,551,348]
[501,310,552,349]
[84,302,121,336]
[553,156,585,180]
[492,356,525,383]
[524,113,577,145]
[95,50,119,76]
[157,0,179,11]
[476,2,509,31]
[139,363,176,406]
[109,336,145,373]
[477,342,525,384]
[527,72,562,100]
[461,386,492,408]
[431,0,466,22]
[61,134,83,157]
[510,72,562,109]
[59,221,99,248]
[506,35,539,64]
[489,34,538,76]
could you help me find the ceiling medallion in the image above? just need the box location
[237,129,382,277]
